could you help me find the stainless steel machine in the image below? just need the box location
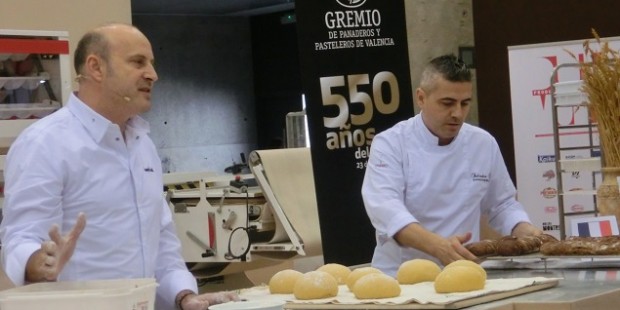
[166,148,318,278]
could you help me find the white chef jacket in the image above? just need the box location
[361,113,531,276]
[0,93,197,310]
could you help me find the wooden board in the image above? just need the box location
[284,280,559,310]
[238,278,560,310]
[284,280,558,310]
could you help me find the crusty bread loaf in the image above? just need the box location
[465,239,498,256]
[540,236,620,255]
[466,234,558,257]
[496,235,541,256]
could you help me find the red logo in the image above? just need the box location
[571,204,585,212]
[541,187,557,199]
[544,206,558,213]
[542,169,556,181]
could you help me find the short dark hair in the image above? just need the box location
[420,54,471,92]
[73,29,110,75]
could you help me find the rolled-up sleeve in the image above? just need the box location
[1,131,64,286]
[154,198,197,309]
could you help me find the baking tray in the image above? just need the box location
[484,253,620,260]
[481,253,620,271]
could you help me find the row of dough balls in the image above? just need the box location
[268,259,486,300]
[268,263,399,300]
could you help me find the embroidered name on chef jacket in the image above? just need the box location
[471,173,489,182]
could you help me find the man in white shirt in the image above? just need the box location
[361,54,542,277]
[0,23,237,310]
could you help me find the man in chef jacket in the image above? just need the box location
[362,54,542,277]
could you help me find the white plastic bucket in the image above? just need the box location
[209,300,286,310]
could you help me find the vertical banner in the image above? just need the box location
[508,38,620,238]
[295,0,414,266]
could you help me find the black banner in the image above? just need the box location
[295,0,414,266]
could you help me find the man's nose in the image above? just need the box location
[144,64,158,82]
[451,105,464,119]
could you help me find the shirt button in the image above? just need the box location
[136,136,140,140]
[116,137,120,141]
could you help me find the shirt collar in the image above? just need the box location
[414,112,461,148]
[67,92,151,143]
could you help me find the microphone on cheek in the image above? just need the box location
[76,74,132,102]
[111,89,132,102]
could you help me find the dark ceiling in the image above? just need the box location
[131,0,295,16]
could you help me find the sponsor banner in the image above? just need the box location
[508,38,620,239]
[295,0,414,265]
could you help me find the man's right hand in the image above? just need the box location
[25,213,87,283]
[433,232,480,265]
[394,223,479,266]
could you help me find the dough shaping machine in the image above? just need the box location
[166,148,317,277]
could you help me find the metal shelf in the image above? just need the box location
[550,63,600,240]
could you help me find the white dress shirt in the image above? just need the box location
[1,93,197,309]
[361,114,531,276]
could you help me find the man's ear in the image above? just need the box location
[84,54,105,82]
[415,87,425,109]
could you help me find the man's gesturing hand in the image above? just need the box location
[25,213,87,283]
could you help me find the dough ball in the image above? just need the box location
[396,259,441,284]
[434,265,486,293]
[444,260,487,281]
[346,267,383,290]
[317,263,351,284]
[293,271,339,300]
[269,269,303,294]
[352,273,401,299]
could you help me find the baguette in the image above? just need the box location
[540,235,620,255]
[465,234,558,257]
[465,239,498,256]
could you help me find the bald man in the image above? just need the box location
[0,23,237,310]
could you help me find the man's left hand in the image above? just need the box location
[511,222,543,238]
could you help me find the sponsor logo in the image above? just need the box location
[531,56,557,111]
[572,171,581,179]
[336,0,367,8]
[571,204,585,212]
[543,221,560,231]
[544,206,558,213]
[538,155,556,163]
[541,187,557,199]
[543,169,556,181]
[471,173,489,182]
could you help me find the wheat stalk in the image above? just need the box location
[580,29,620,167]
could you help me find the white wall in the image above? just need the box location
[0,0,131,206]
[405,0,477,123]
[0,0,131,85]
